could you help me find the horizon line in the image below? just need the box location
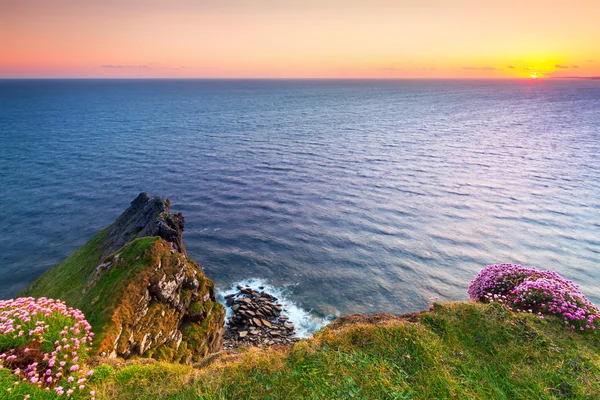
[1,76,598,81]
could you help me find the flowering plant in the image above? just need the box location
[468,264,599,331]
[0,297,95,398]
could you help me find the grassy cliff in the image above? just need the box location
[85,301,600,399]
[17,194,226,363]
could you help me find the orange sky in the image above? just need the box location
[2,0,599,78]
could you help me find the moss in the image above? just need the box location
[181,303,224,363]
[187,301,204,319]
[151,343,176,362]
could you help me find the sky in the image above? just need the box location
[1,0,599,79]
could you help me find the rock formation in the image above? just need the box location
[102,192,187,259]
[21,193,224,364]
[223,286,298,349]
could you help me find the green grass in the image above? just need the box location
[88,302,600,400]
[75,236,159,338]
[19,227,110,305]
[18,231,161,354]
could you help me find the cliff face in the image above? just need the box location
[20,193,224,363]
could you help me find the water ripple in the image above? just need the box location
[0,79,599,318]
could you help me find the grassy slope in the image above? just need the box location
[19,227,110,305]
[76,236,160,351]
[89,302,600,400]
[18,229,161,351]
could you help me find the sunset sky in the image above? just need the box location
[2,0,599,79]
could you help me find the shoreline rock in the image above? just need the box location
[223,286,299,349]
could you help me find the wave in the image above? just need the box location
[216,278,331,338]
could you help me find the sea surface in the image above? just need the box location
[1,79,599,332]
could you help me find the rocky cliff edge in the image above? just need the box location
[20,193,224,363]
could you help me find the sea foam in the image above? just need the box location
[217,278,330,338]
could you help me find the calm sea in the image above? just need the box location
[1,79,599,326]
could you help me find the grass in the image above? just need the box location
[14,231,600,398]
[19,227,110,305]
[85,302,600,400]
[19,234,161,355]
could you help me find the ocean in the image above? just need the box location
[1,79,599,332]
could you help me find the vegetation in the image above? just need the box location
[81,302,600,399]
[19,234,161,354]
[469,264,600,331]
[20,228,109,306]
[12,239,600,399]
[0,298,95,399]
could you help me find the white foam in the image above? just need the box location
[216,278,330,338]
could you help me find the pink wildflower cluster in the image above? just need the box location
[0,297,96,398]
[468,264,600,331]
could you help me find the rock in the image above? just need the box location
[102,192,187,259]
[222,285,297,349]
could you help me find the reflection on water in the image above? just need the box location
[0,79,599,320]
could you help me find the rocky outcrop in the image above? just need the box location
[92,238,224,363]
[86,193,224,363]
[21,193,225,364]
[102,192,187,259]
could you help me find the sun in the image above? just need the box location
[530,72,538,79]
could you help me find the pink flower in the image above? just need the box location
[469,264,599,332]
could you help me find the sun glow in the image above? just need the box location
[2,1,600,78]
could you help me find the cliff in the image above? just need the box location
[19,193,224,363]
